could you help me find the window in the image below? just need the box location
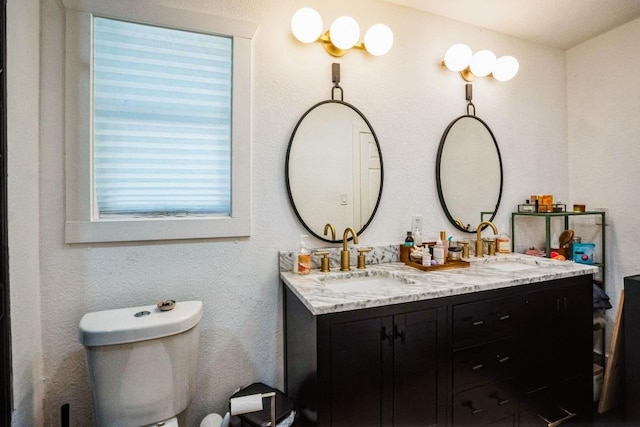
[64,1,256,243]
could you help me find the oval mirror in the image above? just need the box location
[436,115,503,233]
[286,100,384,242]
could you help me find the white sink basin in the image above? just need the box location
[483,261,539,272]
[319,273,408,293]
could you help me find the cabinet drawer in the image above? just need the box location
[453,295,516,346]
[454,338,514,391]
[453,379,517,426]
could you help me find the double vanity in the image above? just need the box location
[281,249,598,426]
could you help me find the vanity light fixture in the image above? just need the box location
[291,7,393,57]
[442,44,519,82]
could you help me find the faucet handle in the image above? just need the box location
[357,247,372,269]
[315,251,330,273]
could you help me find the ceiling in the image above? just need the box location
[383,0,640,49]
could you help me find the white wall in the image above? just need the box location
[567,17,640,345]
[12,0,571,425]
[7,0,45,425]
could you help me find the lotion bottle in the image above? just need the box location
[433,240,445,265]
[296,235,311,275]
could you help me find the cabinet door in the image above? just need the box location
[393,309,441,427]
[330,316,393,426]
[518,280,592,424]
[519,282,591,392]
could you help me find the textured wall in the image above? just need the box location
[27,0,571,425]
[567,17,640,346]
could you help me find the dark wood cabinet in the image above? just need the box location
[284,274,592,426]
[328,310,443,427]
[518,281,593,426]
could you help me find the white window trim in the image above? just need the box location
[63,0,257,243]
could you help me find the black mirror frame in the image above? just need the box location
[285,99,384,243]
[435,114,503,233]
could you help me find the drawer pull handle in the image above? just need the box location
[490,392,509,406]
[538,407,576,427]
[498,314,510,321]
[464,401,483,415]
[526,385,549,395]
[472,363,484,371]
[497,355,510,363]
[463,316,484,326]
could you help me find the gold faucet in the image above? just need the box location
[340,227,359,271]
[324,223,336,240]
[475,221,498,257]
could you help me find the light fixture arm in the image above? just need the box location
[331,63,344,101]
[465,83,476,116]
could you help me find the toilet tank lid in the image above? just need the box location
[79,300,203,346]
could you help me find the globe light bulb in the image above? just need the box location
[291,8,323,43]
[443,44,472,72]
[364,24,393,56]
[492,55,520,81]
[329,16,360,50]
[469,50,497,77]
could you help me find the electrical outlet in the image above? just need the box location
[411,215,423,232]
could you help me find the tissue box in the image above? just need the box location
[572,243,595,264]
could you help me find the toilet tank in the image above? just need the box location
[79,301,203,427]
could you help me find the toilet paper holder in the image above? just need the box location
[230,391,276,426]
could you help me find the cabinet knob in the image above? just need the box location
[472,363,484,371]
[498,314,510,321]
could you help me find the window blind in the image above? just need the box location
[93,17,232,217]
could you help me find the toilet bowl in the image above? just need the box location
[79,300,203,426]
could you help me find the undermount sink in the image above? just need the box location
[319,272,409,293]
[484,262,538,272]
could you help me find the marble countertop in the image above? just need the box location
[281,254,598,315]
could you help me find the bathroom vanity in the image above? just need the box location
[281,252,597,426]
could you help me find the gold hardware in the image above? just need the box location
[324,223,336,241]
[315,251,330,273]
[475,221,498,257]
[461,241,470,259]
[357,247,371,269]
[487,240,496,256]
[340,227,359,271]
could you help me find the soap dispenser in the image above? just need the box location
[296,235,311,275]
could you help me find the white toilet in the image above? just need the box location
[79,300,203,427]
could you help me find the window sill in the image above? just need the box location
[65,216,250,243]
